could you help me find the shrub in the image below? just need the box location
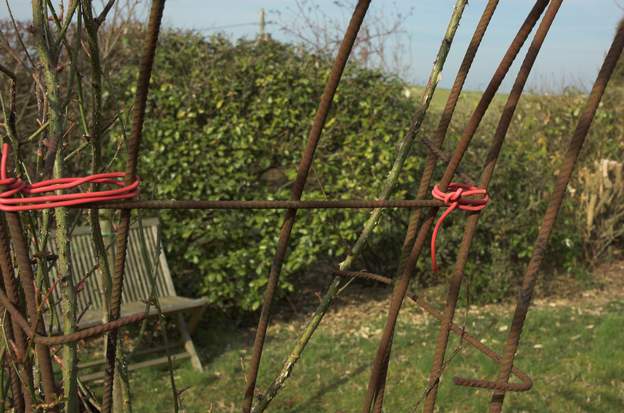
[107,32,622,311]
[122,33,419,311]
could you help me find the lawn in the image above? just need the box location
[124,286,624,412]
[407,85,509,112]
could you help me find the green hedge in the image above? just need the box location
[111,32,621,312]
[125,34,424,311]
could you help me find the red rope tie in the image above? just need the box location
[430,182,489,272]
[0,144,139,212]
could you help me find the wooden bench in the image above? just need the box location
[47,218,207,379]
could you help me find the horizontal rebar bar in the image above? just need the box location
[79,199,444,210]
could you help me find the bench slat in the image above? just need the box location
[47,218,189,327]
[77,296,209,329]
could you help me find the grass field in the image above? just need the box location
[407,85,509,113]
[124,268,624,413]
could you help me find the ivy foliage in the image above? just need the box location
[111,32,621,312]
[128,33,420,311]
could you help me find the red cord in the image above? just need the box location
[430,183,489,272]
[0,144,139,211]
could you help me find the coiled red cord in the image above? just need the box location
[430,183,489,272]
[0,144,139,211]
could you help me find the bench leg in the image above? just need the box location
[187,305,207,334]
[176,313,203,371]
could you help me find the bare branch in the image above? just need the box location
[0,61,16,80]
[275,0,414,76]
[4,0,36,68]
[96,0,117,27]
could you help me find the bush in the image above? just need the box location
[123,33,420,311]
[107,31,622,312]
[1,20,621,313]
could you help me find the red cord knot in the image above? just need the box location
[0,143,139,212]
[430,182,489,272]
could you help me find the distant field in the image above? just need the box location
[125,277,624,413]
[408,85,509,113]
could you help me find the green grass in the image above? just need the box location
[124,297,624,412]
[407,85,509,113]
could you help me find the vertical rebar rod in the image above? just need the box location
[101,2,166,412]
[363,1,550,411]
[251,2,469,409]
[422,1,562,411]
[242,2,371,411]
[367,1,502,411]
[0,219,28,412]
[4,212,58,411]
[3,351,22,413]
[489,18,624,413]
[0,27,31,413]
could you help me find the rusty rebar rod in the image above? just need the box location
[0,286,148,345]
[419,137,476,186]
[0,327,23,413]
[367,1,502,410]
[101,1,165,412]
[0,218,30,412]
[254,2,469,411]
[2,346,24,413]
[423,1,562,410]
[242,2,371,411]
[364,1,550,411]
[3,211,58,411]
[0,29,29,413]
[82,199,443,210]
[486,18,624,413]
[0,2,610,412]
[333,270,533,392]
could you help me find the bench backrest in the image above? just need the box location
[48,218,176,316]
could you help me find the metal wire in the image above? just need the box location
[333,271,533,392]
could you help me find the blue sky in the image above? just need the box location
[2,1,622,91]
